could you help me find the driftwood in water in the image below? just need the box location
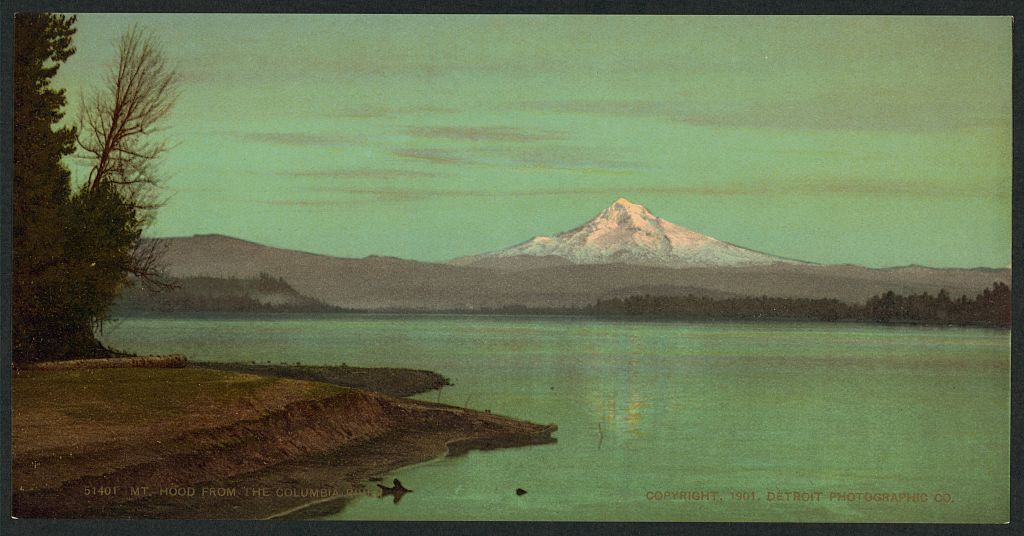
[377,478,412,504]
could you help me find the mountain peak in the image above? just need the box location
[607,197,650,216]
[453,198,810,268]
[612,197,639,208]
[594,197,660,229]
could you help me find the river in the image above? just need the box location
[101,314,1009,522]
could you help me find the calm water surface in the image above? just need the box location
[102,315,1009,522]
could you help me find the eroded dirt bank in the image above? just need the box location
[12,367,556,519]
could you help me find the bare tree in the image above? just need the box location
[77,26,180,289]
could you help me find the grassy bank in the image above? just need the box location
[190,361,450,397]
[11,365,556,519]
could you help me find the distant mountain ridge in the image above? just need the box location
[145,232,1009,311]
[114,273,340,313]
[451,198,810,268]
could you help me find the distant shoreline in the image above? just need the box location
[111,309,1012,330]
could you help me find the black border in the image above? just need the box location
[1,1,1020,535]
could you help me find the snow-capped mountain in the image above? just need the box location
[452,198,809,268]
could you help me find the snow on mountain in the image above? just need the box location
[454,198,809,268]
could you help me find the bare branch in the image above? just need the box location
[78,25,179,196]
[75,24,180,290]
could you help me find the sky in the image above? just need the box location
[52,15,1011,268]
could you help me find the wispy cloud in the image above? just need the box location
[272,175,1002,206]
[332,105,459,119]
[258,199,349,207]
[520,94,1006,132]
[392,149,468,165]
[279,168,441,179]
[265,186,722,205]
[473,145,641,173]
[270,188,486,203]
[169,186,226,194]
[612,177,1004,199]
[777,176,1005,198]
[405,126,566,142]
[229,132,350,146]
[389,143,642,174]
[519,99,675,119]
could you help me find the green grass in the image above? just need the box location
[14,367,346,424]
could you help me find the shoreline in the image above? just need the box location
[190,361,451,397]
[114,310,1011,330]
[11,361,556,519]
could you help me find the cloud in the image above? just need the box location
[473,145,641,173]
[269,186,734,205]
[279,168,441,179]
[405,126,566,142]
[331,105,459,119]
[615,177,1004,199]
[392,149,468,165]
[285,175,1002,206]
[300,186,725,204]
[257,199,349,207]
[390,143,642,174]
[519,99,675,119]
[777,176,1005,198]
[169,186,226,194]
[296,188,486,202]
[519,94,1006,132]
[229,132,350,146]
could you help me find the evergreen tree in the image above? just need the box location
[12,14,78,361]
[14,17,179,362]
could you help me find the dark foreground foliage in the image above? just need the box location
[13,14,86,361]
[14,15,177,362]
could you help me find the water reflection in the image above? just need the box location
[594,355,652,444]
[102,317,1009,522]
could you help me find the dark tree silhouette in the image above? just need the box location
[12,14,78,361]
[13,19,181,363]
[589,283,1009,328]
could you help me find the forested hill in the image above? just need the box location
[113,274,344,314]
[113,274,1010,328]
[585,282,1010,328]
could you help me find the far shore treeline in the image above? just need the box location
[386,282,1011,328]
[116,275,1010,329]
[579,282,1010,328]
